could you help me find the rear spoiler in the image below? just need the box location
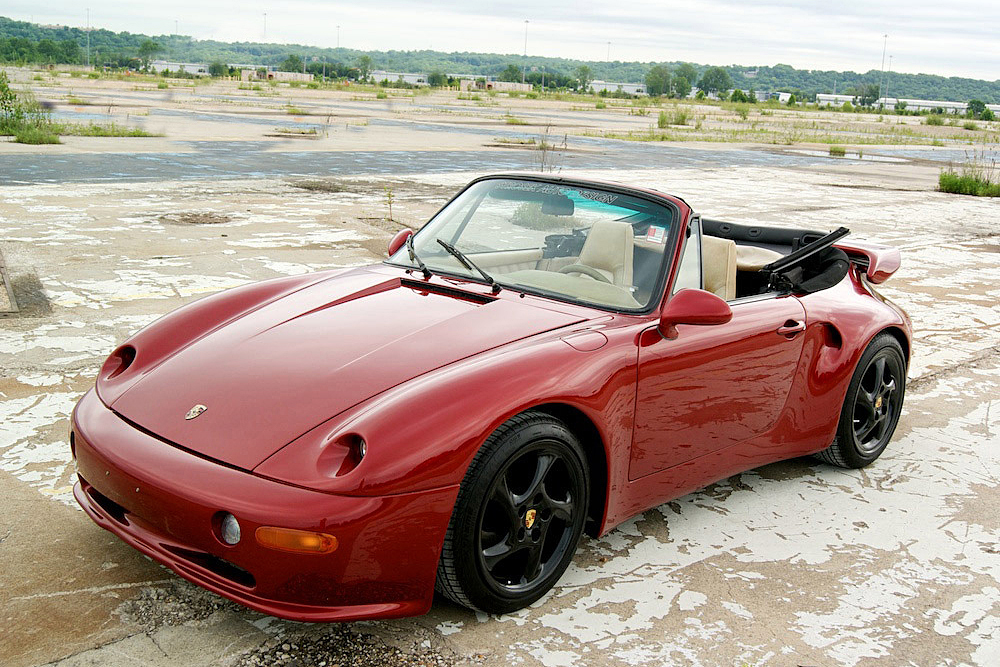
[833,240,901,284]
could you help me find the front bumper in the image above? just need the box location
[71,389,458,622]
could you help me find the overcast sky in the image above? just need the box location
[5,1,999,80]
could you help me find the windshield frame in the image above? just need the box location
[383,174,682,315]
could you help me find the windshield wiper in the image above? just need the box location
[406,233,432,279]
[436,239,500,293]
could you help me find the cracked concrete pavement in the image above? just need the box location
[2,81,999,666]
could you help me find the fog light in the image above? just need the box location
[255,526,338,554]
[220,513,241,545]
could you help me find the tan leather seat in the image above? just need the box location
[578,221,634,287]
[736,245,783,271]
[702,235,737,300]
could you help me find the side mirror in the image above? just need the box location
[387,229,413,257]
[659,288,733,339]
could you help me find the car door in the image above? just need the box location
[629,293,807,480]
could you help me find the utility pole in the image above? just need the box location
[607,41,611,61]
[337,26,340,49]
[878,33,888,106]
[522,20,529,84]
[175,19,178,35]
[86,8,90,68]
[886,55,893,103]
[263,13,267,41]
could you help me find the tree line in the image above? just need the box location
[1,15,997,103]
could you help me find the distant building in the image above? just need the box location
[372,70,428,86]
[151,60,209,76]
[460,79,532,93]
[591,80,647,96]
[816,93,1000,114]
[240,69,312,82]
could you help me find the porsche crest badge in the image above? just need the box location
[185,404,208,420]
[525,509,537,529]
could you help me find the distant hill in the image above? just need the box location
[2,16,998,103]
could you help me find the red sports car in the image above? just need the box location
[71,174,910,621]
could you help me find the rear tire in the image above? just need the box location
[815,333,906,468]
[435,411,589,614]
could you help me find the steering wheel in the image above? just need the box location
[558,263,613,284]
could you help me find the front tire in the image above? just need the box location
[815,333,906,468]
[436,411,589,614]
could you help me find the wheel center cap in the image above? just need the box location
[525,509,537,529]
[875,396,883,410]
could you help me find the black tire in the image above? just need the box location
[436,411,589,614]
[815,333,906,468]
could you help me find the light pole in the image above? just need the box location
[86,8,90,68]
[337,25,340,48]
[878,33,888,106]
[886,55,893,103]
[522,20,529,84]
[607,41,610,61]
[263,13,267,41]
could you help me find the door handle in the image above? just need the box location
[776,320,806,336]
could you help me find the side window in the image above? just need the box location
[672,218,702,293]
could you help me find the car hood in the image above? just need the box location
[110,269,586,470]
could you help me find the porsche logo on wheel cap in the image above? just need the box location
[525,509,537,529]
[185,404,208,420]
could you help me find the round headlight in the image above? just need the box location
[220,513,241,545]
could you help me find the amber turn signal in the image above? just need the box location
[254,526,338,554]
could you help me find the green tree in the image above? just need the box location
[644,64,671,97]
[671,76,691,99]
[729,89,749,103]
[698,66,732,96]
[280,54,304,72]
[675,63,699,89]
[894,99,907,113]
[852,84,880,107]
[747,87,757,103]
[355,55,373,81]
[499,64,522,82]
[575,65,592,92]
[137,39,161,71]
[208,61,228,77]
[967,99,986,118]
[427,70,447,87]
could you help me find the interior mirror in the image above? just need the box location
[540,194,574,216]
[659,288,733,339]
[387,229,413,257]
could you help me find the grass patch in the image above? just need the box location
[829,145,846,156]
[503,113,528,125]
[56,122,157,137]
[962,121,979,131]
[272,127,318,135]
[939,150,999,196]
[492,136,536,145]
[13,124,60,143]
[924,115,944,126]
[285,106,306,115]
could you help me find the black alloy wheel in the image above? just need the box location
[436,411,589,614]
[816,333,906,468]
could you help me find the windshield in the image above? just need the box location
[388,178,676,311]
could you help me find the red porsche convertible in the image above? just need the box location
[71,174,910,621]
